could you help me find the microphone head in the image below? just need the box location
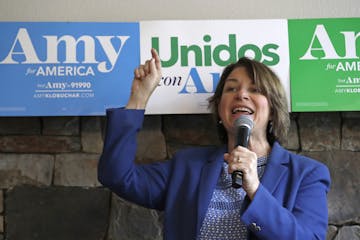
[234,115,254,130]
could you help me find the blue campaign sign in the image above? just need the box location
[0,22,139,116]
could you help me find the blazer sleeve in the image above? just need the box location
[97,108,170,210]
[241,162,330,240]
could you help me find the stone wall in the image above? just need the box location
[0,112,359,239]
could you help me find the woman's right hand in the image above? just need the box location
[126,48,162,109]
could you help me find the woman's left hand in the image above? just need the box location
[224,146,260,200]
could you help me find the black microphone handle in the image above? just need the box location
[232,126,251,188]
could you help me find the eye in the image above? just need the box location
[224,85,237,93]
[249,86,262,94]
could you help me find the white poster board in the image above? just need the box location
[140,20,290,114]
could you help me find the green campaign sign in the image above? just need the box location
[288,18,360,111]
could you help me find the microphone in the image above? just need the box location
[232,115,254,188]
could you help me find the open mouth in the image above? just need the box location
[232,107,254,115]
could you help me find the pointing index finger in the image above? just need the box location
[151,48,161,70]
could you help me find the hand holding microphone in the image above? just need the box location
[231,115,254,188]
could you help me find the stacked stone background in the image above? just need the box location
[0,112,359,239]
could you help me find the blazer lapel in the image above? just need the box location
[260,142,289,194]
[196,146,225,236]
[240,143,288,209]
[244,142,290,240]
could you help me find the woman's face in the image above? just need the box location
[218,67,271,140]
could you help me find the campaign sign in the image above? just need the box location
[0,22,139,116]
[289,18,360,111]
[140,20,290,114]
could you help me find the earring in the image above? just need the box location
[218,119,223,124]
[268,121,273,134]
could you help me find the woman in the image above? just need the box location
[98,49,330,239]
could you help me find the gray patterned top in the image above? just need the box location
[198,155,268,240]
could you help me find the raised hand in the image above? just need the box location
[126,48,162,109]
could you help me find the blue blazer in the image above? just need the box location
[98,108,331,240]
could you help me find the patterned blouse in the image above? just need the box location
[198,155,268,240]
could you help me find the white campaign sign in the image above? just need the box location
[140,20,290,114]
